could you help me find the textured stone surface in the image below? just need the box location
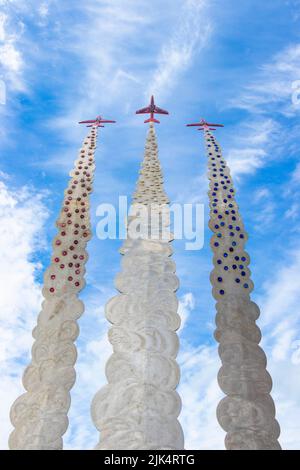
[91,124,184,450]
[9,127,97,450]
[205,128,281,450]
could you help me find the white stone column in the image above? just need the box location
[204,128,281,450]
[91,123,184,450]
[9,126,98,450]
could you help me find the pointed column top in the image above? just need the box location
[132,124,169,206]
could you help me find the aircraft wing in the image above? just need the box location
[186,123,201,127]
[136,106,150,114]
[99,120,116,123]
[207,123,224,127]
[78,120,96,124]
[154,106,169,115]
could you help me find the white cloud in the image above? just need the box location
[285,202,299,219]
[0,13,6,41]
[227,147,267,177]
[256,246,300,448]
[0,4,24,92]
[178,292,195,331]
[223,42,300,181]
[43,0,212,137]
[229,43,300,116]
[291,162,300,183]
[0,178,49,449]
[38,2,49,18]
[176,291,224,449]
[45,0,151,134]
[226,119,280,178]
[147,0,212,100]
[259,247,300,329]
[254,187,271,201]
[179,343,224,449]
[0,42,22,72]
[250,187,276,231]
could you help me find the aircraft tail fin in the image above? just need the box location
[144,117,160,124]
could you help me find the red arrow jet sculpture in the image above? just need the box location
[186,118,224,131]
[136,95,169,124]
[78,115,116,128]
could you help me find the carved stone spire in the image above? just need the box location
[204,127,281,450]
[91,123,184,450]
[9,126,98,450]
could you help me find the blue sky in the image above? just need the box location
[1,0,300,450]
